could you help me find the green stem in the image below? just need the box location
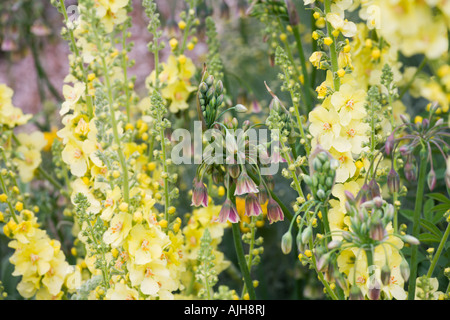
[0,173,18,224]
[160,127,170,221]
[232,223,256,300]
[427,223,450,278]
[323,0,340,91]
[292,25,312,108]
[408,148,428,300]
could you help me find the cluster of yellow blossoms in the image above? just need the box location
[1,85,80,299]
[306,0,411,299]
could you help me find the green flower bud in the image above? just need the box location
[281,231,293,255]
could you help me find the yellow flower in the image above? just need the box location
[309,104,351,152]
[329,148,356,183]
[326,13,357,38]
[330,83,367,127]
[106,282,140,300]
[103,211,133,248]
[0,84,32,128]
[12,131,47,183]
[61,82,85,115]
[126,223,169,265]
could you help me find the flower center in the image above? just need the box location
[73,148,82,159]
[346,129,356,137]
[323,122,332,131]
[345,99,354,110]
[111,222,123,234]
[30,253,40,264]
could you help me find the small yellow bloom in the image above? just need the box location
[169,38,178,50]
[178,20,187,30]
[279,33,287,41]
[324,37,333,46]
[337,69,346,77]
[414,115,423,124]
[371,48,381,60]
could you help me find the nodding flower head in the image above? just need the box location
[235,170,259,196]
[245,193,263,217]
[266,197,284,224]
[191,177,208,207]
[217,198,240,224]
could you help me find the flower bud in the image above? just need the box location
[427,169,436,191]
[400,259,410,282]
[404,160,416,182]
[403,234,420,245]
[199,82,208,93]
[387,168,400,193]
[385,133,395,155]
[281,231,293,255]
[349,286,364,300]
[228,163,240,179]
[368,279,381,300]
[301,226,312,244]
[235,104,248,113]
[316,253,330,272]
[381,264,391,286]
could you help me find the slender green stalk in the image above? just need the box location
[232,223,256,300]
[280,140,305,199]
[427,223,450,278]
[323,0,340,91]
[292,26,312,107]
[408,148,428,300]
[0,173,18,223]
[160,127,170,221]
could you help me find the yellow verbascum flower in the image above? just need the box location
[146,54,197,113]
[12,131,47,183]
[0,84,32,128]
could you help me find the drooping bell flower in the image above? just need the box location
[245,193,263,217]
[217,199,240,223]
[191,177,208,207]
[234,170,259,196]
[266,198,284,224]
[387,168,400,193]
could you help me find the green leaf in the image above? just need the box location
[399,209,414,222]
[424,198,435,221]
[418,233,441,243]
[427,193,450,204]
[419,219,443,237]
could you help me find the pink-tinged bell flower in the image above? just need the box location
[234,171,259,196]
[217,199,240,223]
[267,198,284,224]
[245,193,263,217]
[191,177,208,207]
